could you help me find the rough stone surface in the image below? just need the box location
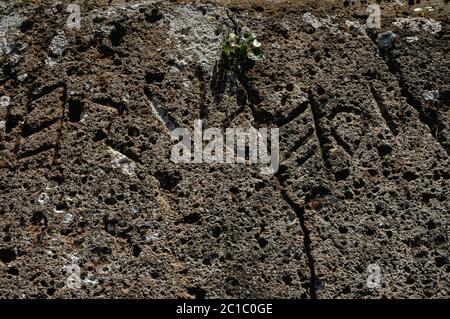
[0,0,448,298]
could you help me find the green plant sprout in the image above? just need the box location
[221,31,264,72]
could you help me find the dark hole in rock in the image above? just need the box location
[128,127,140,137]
[179,212,201,224]
[377,144,392,157]
[68,99,84,122]
[254,181,265,191]
[342,285,351,294]
[0,247,17,263]
[421,192,435,204]
[47,287,56,296]
[154,170,181,191]
[91,246,112,255]
[110,23,126,46]
[93,130,107,141]
[305,185,330,201]
[440,89,450,106]
[51,175,65,184]
[187,287,206,299]
[6,266,19,276]
[132,245,142,257]
[365,227,376,236]
[60,228,72,236]
[426,220,437,230]
[145,7,163,23]
[20,18,34,33]
[229,186,239,194]
[56,202,67,211]
[257,237,268,248]
[338,225,348,234]
[5,115,20,134]
[30,211,48,227]
[368,169,378,177]
[66,65,81,76]
[435,256,447,268]
[334,168,350,181]
[202,253,218,266]
[212,226,222,238]
[405,277,415,285]
[151,271,160,279]
[104,197,117,206]
[286,83,294,92]
[282,274,293,285]
[317,85,326,95]
[344,190,353,199]
[202,257,212,266]
[145,71,165,84]
[403,170,419,181]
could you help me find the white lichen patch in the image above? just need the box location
[17,73,28,82]
[108,147,136,176]
[46,179,59,189]
[164,4,227,70]
[423,90,439,102]
[83,277,99,286]
[45,56,58,68]
[90,0,157,20]
[54,208,65,214]
[303,12,322,30]
[79,110,87,123]
[271,42,281,49]
[131,205,140,214]
[0,12,24,56]
[0,12,24,33]
[63,213,74,223]
[146,232,160,242]
[0,95,10,107]
[0,31,10,56]
[406,36,419,42]
[392,17,441,35]
[49,30,67,56]
[37,192,50,205]
[303,13,342,34]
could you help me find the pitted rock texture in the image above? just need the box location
[0,0,448,298]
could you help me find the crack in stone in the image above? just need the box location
[369,85,399,136]
[277,185,318,299]
[367,31,450,156]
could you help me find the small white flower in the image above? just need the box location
[413,8,422,12]
[252,39,261,48]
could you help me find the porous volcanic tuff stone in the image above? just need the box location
[0,0,448,298]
